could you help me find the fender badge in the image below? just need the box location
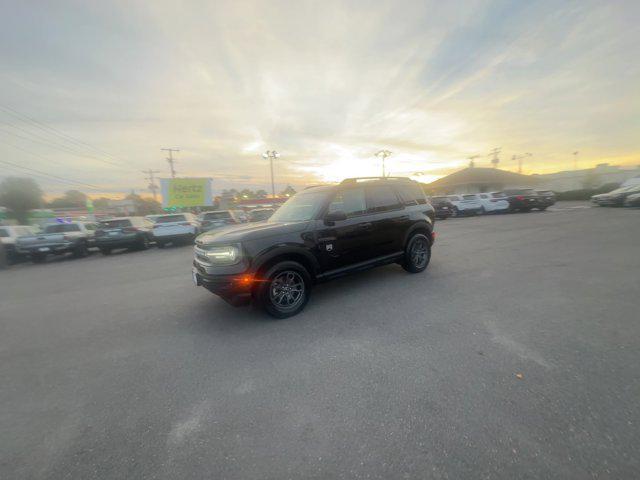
[326,244,333,252]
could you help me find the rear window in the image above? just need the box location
[155,214,186,223]
[44,223,81,233]
[448,195,461,201]
[100,219,132,228]
[504,189,535,195]
[366,185,402,213]
[396,183,427,206]
[203,211,231,220]
[0,228,9,238]
[463,195,477,200]
[491,192,506,198]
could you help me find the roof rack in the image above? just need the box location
[340,176,412,184]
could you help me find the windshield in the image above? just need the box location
[155,214,186,223]
[203,212,231,220]
[44,224,80,233]
[100,219,132,228]
[269,192,327,222]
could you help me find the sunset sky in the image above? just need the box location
[1,0,639,197]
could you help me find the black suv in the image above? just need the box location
[192,177,436,317]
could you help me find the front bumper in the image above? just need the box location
[17,243,73,254]
[192,262,253,306]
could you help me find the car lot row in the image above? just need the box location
[428,188,556,219]
[590,184,640,207]
[1,208,277,265]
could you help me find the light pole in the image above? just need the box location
[375,150,392,177]
[262,150,280,198]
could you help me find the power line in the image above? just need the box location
[0,104,133,170]
[0,158,102,190]
[0,126,134,173]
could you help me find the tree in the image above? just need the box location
[125,193,162,216]
[0,177,43,224]
[280,185,297,197]
[239,189,256,199]
[47,189,87,208]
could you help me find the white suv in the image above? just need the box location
[0,225,36,264]
[447,194,483,216]
[152,213,200,247]
[477,192,510,213]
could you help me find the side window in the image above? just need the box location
[366,185,402,213]
[328,188,367,217]
[400,183,427,205]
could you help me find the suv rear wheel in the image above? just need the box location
[256,261,311,318]
[402,233,431,273]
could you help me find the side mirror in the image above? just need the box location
[324,211,347,224]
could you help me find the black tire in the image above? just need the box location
[256,261,312,318]
[157,241,165,249]
[100,247,112,255]
[137,235,150,250]
[31,253,47,264]
[72,242,89,258]
[402,233,431,273]
[452,206,460,217]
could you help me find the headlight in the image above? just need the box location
[203,244,241,265]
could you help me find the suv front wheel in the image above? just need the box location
[256,261,312,318]
[402,233,431,273]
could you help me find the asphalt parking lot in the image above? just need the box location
[1,202,639,479]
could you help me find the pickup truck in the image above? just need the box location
[16,222,98,263]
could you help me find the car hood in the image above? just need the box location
[196,220,309,244]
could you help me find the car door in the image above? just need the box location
[316,186,374,271]
[364,184,406,257]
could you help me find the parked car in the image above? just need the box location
[0,225,37,264]
[198,210,246,232]
[447,194,482,216]
[503,188,539,212]
[591,185,640,206]
[624,192,640,207]
[193,177,436,318]
[248,208,276,222]
[15,221,97,263]
[428,196,454,219]
[152,213,200,247]
[477,192,510,214]
[535,190,556,210]
[95,217,154,254]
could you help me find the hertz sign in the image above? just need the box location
[160,178,213,208]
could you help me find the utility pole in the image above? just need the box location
[375,150,392,177]
[573,151,579,170]
[262,150,280,198]
[143,169,161,200]
[467,154,481,168]
[161,148,180,178]
[489,147,501,168]
[512,153,532,174]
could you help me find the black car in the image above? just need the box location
[95,217,154,254]
[193,177,436,317]
[535,190,556,210]
[428,196,454,219]
[503,188,539,212]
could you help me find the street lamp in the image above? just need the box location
[375,150,392,177]
[262,150,280,198]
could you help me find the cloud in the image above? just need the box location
[0,0,638,196]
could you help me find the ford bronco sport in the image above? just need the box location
[192,177,436,317]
